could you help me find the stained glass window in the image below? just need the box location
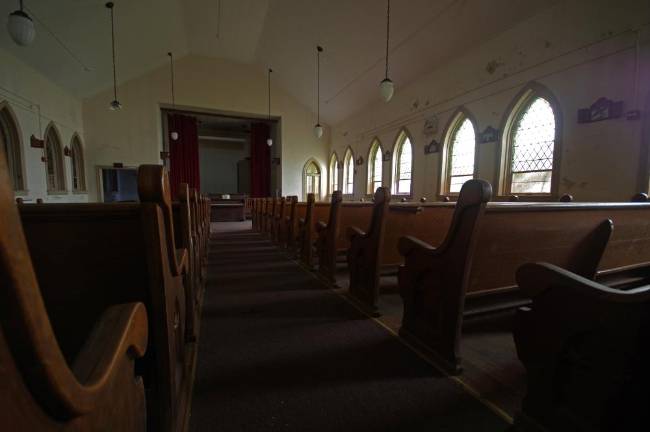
[393,132,412,195]
[367,140,383,194]
[329,154,339,193]
[447,117,476,193]
[304,160,321,200]
[509,97,556,194]
[45,125,65,192]
[0,104,24,191]
[343,149,354,194]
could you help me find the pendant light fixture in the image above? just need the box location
[380,0,394,102]
[314,45,324,139]
[168,52,179,141]
[106,2,121,111]
[7,0,35,46]
[266,68,273,147]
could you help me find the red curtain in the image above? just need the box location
[250,123,271,197]
[168,113,200,198]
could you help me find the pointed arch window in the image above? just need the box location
[505,95,557,194]
[0,103,24,191]
[367,139,383,194]
[70,135,86,192]
[444,114,476,194]
[303,159,321,201]
[343,149,354,195]
[392,131,413,195]
[329,153,339,194]
[45,125,66,193]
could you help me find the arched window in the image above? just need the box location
[44,124,66,193]
[303,159,321,201]
[443,113,477,194]
[392,130,413,196]
[70,134,86,192]
[343,148,354,195]
[504,90,558,195]
[329,153,339,194]
[0,103,24,191]
[367,139,383,194]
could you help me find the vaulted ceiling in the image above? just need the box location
[0,0,561,124]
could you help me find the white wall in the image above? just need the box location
[82,55,330,201]
[331,0,650,202]
[0,48,88,203]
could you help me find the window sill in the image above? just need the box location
[47,190,69,196]
[72,190,88,195]
[14,190,29,196]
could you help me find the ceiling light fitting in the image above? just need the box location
[380,0,394,102]
[314,45,324,139]
[7,0,35,46]
[106,2,122,110]
[267,68,273,147]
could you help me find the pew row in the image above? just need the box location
[0,147,149,431]
[514,262,650,431]
[18,166,196,432]
[395,181,650,373]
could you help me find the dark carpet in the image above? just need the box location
[189,224,510,432]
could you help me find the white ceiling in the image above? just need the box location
[0,0,561,124]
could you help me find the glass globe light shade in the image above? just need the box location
[314,124,323,139]
[170,131,179,141]
[109,100,122,111]
[380,78,394,102]
[7,11,35,47]
[266,138,273,147]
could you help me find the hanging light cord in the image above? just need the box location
[19,0,24,11]
[109,3,118,101]
[169,52,175,106]
[317,46,322,124]
[385,0,390,79]
[268,68,272,120]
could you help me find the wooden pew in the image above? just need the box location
[252,198,260,231]
[272,197,286,243]
[314,191,342,281]
[18,165,195,432]
[297,195,331,268]
[314,195,377,283]
[398,181,650,373]
[514,262,650,431]
[173,184,202,343]
[347,187,391,310]
[265,198,276,235]
[0,151,149,431]
[279,196,298,249]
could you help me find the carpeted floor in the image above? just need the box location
[190,222,510,431]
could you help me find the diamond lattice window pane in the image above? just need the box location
[450,119,475,177]
[511,98,555,176]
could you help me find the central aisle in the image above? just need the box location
[190,222,509,431]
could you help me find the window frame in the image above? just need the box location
[439,109,479,196]
[70,133,87,193]
[343,147,355,196]
[44,122,67,194]
[302,158,321,201]
[328,152,339,195]
[498,83,562,199]
[0,101,26,193]
[367,138,384,195]
[391,128,414,197]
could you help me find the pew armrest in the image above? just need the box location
[175,248,188,274]
[315,221,327,233]
[517,262,650,302]
[73,302,148,384]
[398,235,439,258]
[347,226,366,241]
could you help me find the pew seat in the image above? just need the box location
[514,262,650,431]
